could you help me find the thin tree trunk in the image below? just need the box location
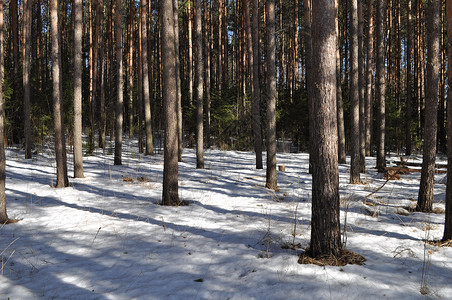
[336,3,346,164]
[97,0,106,151]
[266,0,278,190]
[308,0,342,258]
[375,0,386,172]
[0,0,9,223]
[358,1,366,172]
[174,0,184,160]
[195,0,204,169]
[141,0,153,155]
[417,0,440,212]
[161,0,180,206]
[350,0,361,183]
[23,0,32,159]
[114,0,124,165]
[188,1,194,106]
[204,0,212,149]
[73,0,84,178]
[365,0,373,157]
[51,0,69,188]
[127,0,135,138]
[406,0,412,156]
[444,0,452,241]
[88,0,95,153]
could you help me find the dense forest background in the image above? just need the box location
[2,0,448,157]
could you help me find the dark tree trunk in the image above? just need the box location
[417,0,440,212]
[358,2,366,173]
[444,0,452,241]
[51,0,69,188]
[365,0,374,157]
[174,0,184,161]
[406,0,413,156]
[308,0,342,258]
[204,0,212,149]
[161,0,180,206]
[142,0,153,155]
[336,1,346,164]
[194,0,204,169]
[375,0,386,172]
[266,0,277,190]
[114,0,124,165]
[73,0,84,178]
[350,0,361,184]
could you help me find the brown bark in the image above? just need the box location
[406,0,413,156]
[97,0,106,151]
[161,0,180,206]
[308,0,342,258]
[73,0,84,178]
[174,0,184,160]
[336,2,346,164]
[51,0,69,188]
[114,0,124,165]
[23,0,32,159]
[141,0,153,155]
[444,0,452,241]
[188,1,194,106]
[204,0,212,149]
[350,0,361,183]
[358,1,366,173]
[417,0,441,212]
[195,0,204,169]
[127,0,135,139]
[88,0,95,153]
[266,0,277,190]
[375,0,386,172]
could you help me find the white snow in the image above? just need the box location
[1,140,451,299]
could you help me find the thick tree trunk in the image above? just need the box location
[161,0,180,206]
[375,0,386,172]
[73,0,84,178]
[0,1,9,223]
[51,0,69,188]
[194,0,204,169]
[308,0,342,258]
[350,0,361,184]
[23,0,32,159]
[266,0,277,190]
[114,0,124,165]
[444,0,452,241]
[141,0,153,155]
[417,0,440,212]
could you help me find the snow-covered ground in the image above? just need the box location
[1,139,451,299]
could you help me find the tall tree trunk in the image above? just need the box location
[365,0,374,157]
[23,0,32,159]
[174,0,184,160]
[195,0,204,169]
[88,0,95,153]
[358,1,366,172]
[137,12,144,153]
[417,0,440,212]
[375,0,386,172]
[97,0,106,151]
[73,0,84,178]
[0,0,9,224]
[51,0,69,188]
[204,0,212,149]
[10,0,19,93]
[141,0,153,155]
[266,0,278,190]
[337,2,346,164]
[308,0,342,258]
[161,0,180,206]
[406,0,413,156]
[444,0,452,241]
[114,0,124,165]
[350,0,361,183]
[188,1,194,106]
[127,0,135,138]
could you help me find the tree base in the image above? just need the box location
[1,218,19,225]
[298,249,366,266]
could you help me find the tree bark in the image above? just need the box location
[141,0,153,155]
[266,0,277,190]
[350,0,361,184]
[194,0,204,169]
[23,0,32,159]
[0,1,9,223]
[336,1,346,164]
[417,0,440,212]
[406,0,413,156]
[51,0,69,188]
[444,0,452,241]
[375,0,386,172]
[73,0,84,178]
[365,0,373,157]
[114,0,124,165]
[204,0,212,149]
[174,0,184,161]
[308,0,342,258]
[358,1,366,173]
[161,0,180,206]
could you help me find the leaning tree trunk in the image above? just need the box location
[308,0,342,258]
[73,0,84,178]
[161,0,180,206]
[50,0,69,188]
[375,0,386,172]
[0,1,9,223]
[266,0,278,191]
[418,0,441,212]
[194,0,204,169]
[350,0,361,184]
[444,0,452,241]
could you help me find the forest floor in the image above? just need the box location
[1,139,451,299]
